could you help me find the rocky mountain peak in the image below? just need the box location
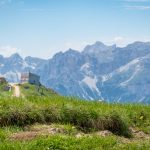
[0,41,150,103]
[8,53,22,61]
[83,41,116,55]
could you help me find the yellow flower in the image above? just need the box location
[139,116,144,120]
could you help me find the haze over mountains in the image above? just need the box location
[0,41,150,103]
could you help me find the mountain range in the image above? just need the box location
[0,41,150,103]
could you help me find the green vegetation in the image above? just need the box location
[0,96,131,137]
[0,82,12,98]
[19,83,58,97]
[0,128,150,150]
[0,84,150,149]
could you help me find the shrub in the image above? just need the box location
[0,97,131,137]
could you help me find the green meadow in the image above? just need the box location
[0,83,149,149]
[0,93,150,150]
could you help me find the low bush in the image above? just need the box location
[0,96,133,137]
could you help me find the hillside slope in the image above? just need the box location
[19,83,58,97]
[0,81,12,98]
[0,82,58,98]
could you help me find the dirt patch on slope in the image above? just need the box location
[119,127,150,144]
[10,125,150,141]
[10,125,68,141]
[130,128,150,140]
[11,131,38,141]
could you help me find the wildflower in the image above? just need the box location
[139,116,144,120]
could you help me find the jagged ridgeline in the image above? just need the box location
[1,41,150,103]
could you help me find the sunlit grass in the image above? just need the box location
[0,95,150,149]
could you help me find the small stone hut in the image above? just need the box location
[21,72,40,85]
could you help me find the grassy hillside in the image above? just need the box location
[0,82,12,98]
[0,95,150,149]
[19,83,58,97]
[1,82,57,98]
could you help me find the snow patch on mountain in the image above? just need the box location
[0,41,150,103]
[80,63,90,70]
[118,58,140,73]
[101,74,112,82]
[0,64,4,67]
[82,76,101,95]
[120,65,141,87]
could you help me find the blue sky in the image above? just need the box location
[0,0,150,58]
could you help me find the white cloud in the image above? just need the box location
[123,0,150,10]
[0,46,21,57]
[114,36,125,42]
[113,36,127,46]
[110,36,150,47]
[126,5,150,10]
[124,0,150,2]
